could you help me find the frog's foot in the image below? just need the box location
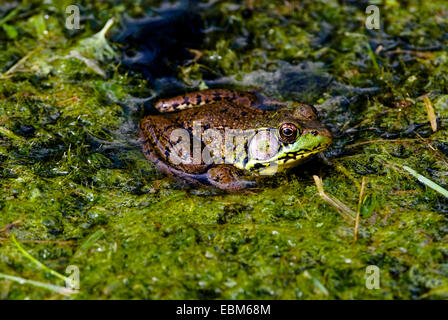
[206,165,256,191]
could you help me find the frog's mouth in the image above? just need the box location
[280,133,332,160]
[244,132,333,175]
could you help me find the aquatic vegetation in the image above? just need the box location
[0,0,447,299]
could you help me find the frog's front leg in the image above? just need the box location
[206,165,256,190]
[155,89,262,113]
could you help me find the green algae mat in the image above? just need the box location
[1,0,448,299]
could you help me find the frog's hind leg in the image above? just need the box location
[155,89,263,113]
[141,142,205,186]
[205,165,256,191]
[142,144,254,191]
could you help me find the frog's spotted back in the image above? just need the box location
[155,89,260,113]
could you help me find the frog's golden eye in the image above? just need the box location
[279,123,299,143]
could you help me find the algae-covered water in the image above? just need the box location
[0,0,448,299]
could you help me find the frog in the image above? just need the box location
[139,89,333,190]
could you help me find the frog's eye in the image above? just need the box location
[279,123,299,143]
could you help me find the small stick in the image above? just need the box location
[345,138,425,149]
[385,49,434,59]
[422,96,437,132]
[56,96,79,106]
[0,273,77,296]
[0,219,22,234]
[3,46,41,76]
[313,175,356,223]
[353,177,366,244]
[0,237,75,245]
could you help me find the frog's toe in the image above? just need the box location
[206,165,256,191]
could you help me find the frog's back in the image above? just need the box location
[141,101,267,146]
[140,101,264,174]
[157,101,266,131]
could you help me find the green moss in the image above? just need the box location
[0,0,448,300]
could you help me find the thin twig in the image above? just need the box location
[313,175,356,223]
[422,96,437,132]
[353,177,366,244]
[0,219,22,234]
[385,49,434,59]
[0,273,78,296]
[4,47,40,76]
[345,138,427,149]
[0,237,75,245]
[415,132,448,166]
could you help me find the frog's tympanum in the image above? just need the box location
[140,89,333,190]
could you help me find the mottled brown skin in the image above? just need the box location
[155,89,262,113]
[140,89,332,190]
[141,100,265,190]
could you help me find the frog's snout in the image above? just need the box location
[303,121,333,139]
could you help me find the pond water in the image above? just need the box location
[0,0,447,299]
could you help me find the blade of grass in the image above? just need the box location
[73,229,105,258]
[303,271,329,297]
[11,234,71,284]
[335,163,361,190]
[0,5,21,27]
[365,40,379,71]
[3,46,42,76]
[0,273,77,296]
[0,126,26,145]
[344,32,379,71]
[420,286,448,299]
[401,165,448,198]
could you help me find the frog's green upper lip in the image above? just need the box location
[277,133,332,161]
[243,131,333,173]
[281,136,331,158]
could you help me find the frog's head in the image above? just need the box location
[244,103,333,175]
